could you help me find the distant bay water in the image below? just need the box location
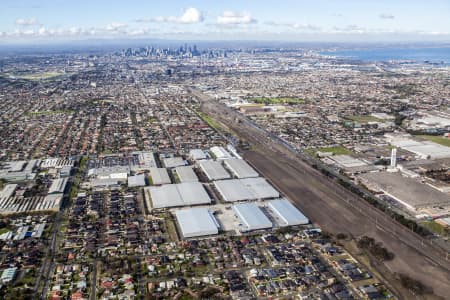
[321,47,450,64]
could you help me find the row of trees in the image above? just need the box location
[356,236,394,261]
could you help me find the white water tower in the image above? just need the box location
[390,148,397,168]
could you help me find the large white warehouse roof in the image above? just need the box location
[176,207,219,238]
[199,160,231,181]
[241,177,279,199]
[189,149,207,161]
[224,158,259,178]
[213,179,254,202]
[48,178,68,194]
[175,166,198,182]
[128,174,146,187]
[268,199,309,226]
[210,146,232,160]
[214,178,279,202]
[233,203,272,232]
[145,182,211,209]
[149,168,171,185]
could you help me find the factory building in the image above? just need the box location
[149,167,171,185]
[268,199,309,226]
[223,158,259,178]
[145,182,211,210]
[210,146,232,160]
[214,178,279,202]
[198,160,231,181]
[233,203,272,232]
[174,166,198,182]
[175,207,220,238]
[128,174,146,187]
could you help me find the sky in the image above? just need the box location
[0,0,449,43]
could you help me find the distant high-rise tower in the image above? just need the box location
[390,148,397,168]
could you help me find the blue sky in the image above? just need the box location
[0,0,449,43]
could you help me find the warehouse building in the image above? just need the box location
[175,166,198,182]
[199,160,231,181]
[145,182,211,210]
[149,167,171,185]
[214,179,254,202]
[189,149,207,161]
[359,171,450,211]
[0,194,62,215]
[128,174,146,187]
[0,184,18,200]
[241,177,279,199]
[233,203,272,232]
[210,146,232,160]
[163,156,186,168]
[48,178,68,194]
[134,151,157,169]
[214,178,279,202]
[224,158,259,178]
[268,199,309,226]
[175,207,219,238]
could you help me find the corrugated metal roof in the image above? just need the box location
[175,166,198,182]
[233,203,272,231]
[199,160,230,181]
[214,179,254,202]
[176,207,219,238]
[268,199,309,226]
[224,158,259,178]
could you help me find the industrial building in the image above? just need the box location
[48,178,69,194]
[0,184,17,200]
[128,174,146,187]
[163,156,186,168]
[145,182,211,209]
[134,151,157,170]
[175,207,220,238]
[189,149,207,161]
[213,179,254,202]
[0,194,62,214]
[233,203,272,232]
[210,146,232,160]
[88,166,129,180]
[386,135,450,159]
[174,166,198,182]
[199,160,231,181]
[359,171,450,211]
[224,158,259,178]
[40,158,75,169]
[214,178,279,202]
[0,267,17,283]
[241,177,279,199]
[268,199,309,226]
[149,167,171,185]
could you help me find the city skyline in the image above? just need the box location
[0,0,450,43]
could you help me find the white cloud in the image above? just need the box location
[15,18,39,26]
[379,13,395,19]
[135,7,203,24]
[179,7,203,24]
[105,22,128,31]
[217,11,257,25]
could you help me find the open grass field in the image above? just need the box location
[0,228,11,235]
[346,115,384,123]
[249,97,305,105]
[420,221,448,236]
[416,135,450,147]
[17,72,62,80]
[197,111,223,131]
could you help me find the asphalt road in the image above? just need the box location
[190,87,450,298]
